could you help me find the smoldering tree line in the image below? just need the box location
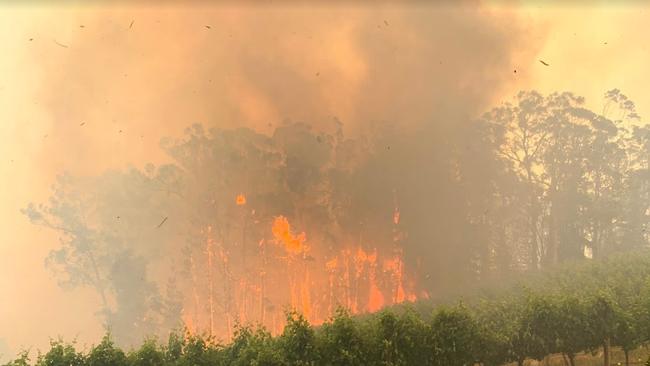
[22,89,650,344]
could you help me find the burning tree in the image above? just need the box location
[160,123,424,337]
[25,89,650,343]
[25,122,426,342]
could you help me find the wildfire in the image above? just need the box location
[181,210,422,339]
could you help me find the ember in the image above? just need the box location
[236,194,246,206]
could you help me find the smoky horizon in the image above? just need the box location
[2,2,650,363]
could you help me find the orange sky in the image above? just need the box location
[1,1,649,358]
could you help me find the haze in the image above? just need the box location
[2,1,650,359]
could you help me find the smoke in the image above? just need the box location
[0,1,546,357]
[32,3,540,174]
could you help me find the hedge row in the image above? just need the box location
[7,251,650,366]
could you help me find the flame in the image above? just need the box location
[384,256,407,303]
[325,257,338,271]
[272,216,307,254]
[368,281,384,312]
[367,249,385,312]
[180,209,423,338]
[182,310,195,335]
[354,247,368,277]
[236,193,247,205]
[301,269,312,319]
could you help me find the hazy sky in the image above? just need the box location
[1,1,649,357]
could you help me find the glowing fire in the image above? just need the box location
[236,193,247,205]
[181,195,422,338]
[272,216,307,255]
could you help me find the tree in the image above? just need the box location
[126,339,164,366]
[3,351,30,366]
[22,168,183,345]
[473,297,528,366]
[86,334,127,366]
[553,295,592,366]
[373,309,430,366]
[483,91,550,269]
[279,312,318,366]
[429,304,480,366]
[483,90,640,267]
[36,340,84,366]
[517,293,556,363]
[223,325,283,366]
[316,308,368,366]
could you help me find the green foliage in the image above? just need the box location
[86,334,127,366]
[224,325,282,366]
[280,312,318,366]
[553,295,592,361]
[472,299,514,366]
[429,304,480,366]
[374,309,430,366]
[175,333,223,366]
[3,351,30,366]
[126,339,163,366]
[9,252,650,365]
[36,340,84,366]
[317,308,368,366]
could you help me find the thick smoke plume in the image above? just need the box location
[4,2,545,353]
[35,3,539,173]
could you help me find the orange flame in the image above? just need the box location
[272,216,307,254]
[181,207,424,338]
[182,310,195,335]
[236,193,247,205]
[368,281,385,312]
[366,249,384,312]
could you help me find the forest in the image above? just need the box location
[11,88,650,364]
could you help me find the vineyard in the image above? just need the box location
[5,251,650,366]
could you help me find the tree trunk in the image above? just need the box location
[517,358,524,366]
[603,338,611,366]
[624,348,630,366]
[526,167,539,269]
[88,249,110,327]
[567,353,576,366]
[546,182,559,265]
[561,353,570,366]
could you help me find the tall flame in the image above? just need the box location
[272,216,307,255]
[181,206,422,338]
